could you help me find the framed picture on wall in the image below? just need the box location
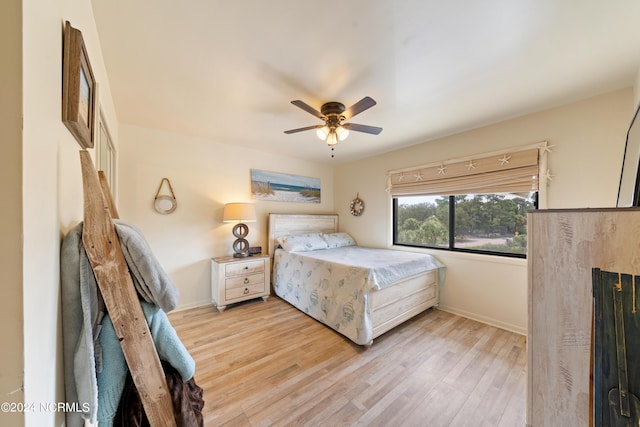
[62,21,96,149]
[251,169,321,203]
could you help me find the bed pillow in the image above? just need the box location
[322,232,357,248]
[277,233,329,252]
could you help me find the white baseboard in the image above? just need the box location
[437,304,526,336]
[173,300,213,312]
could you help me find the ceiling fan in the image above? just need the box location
[284,96,382,146]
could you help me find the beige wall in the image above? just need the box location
[118,124,334,309]
[19,0,119,425]
[334,89,634,334]
[0,1,24,426]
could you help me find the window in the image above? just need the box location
[393,192,537,257]
[95,108,116,196]
[388,143,549,258]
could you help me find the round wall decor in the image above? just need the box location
[154,178,177,214]
[154,196,177,214]
[350,193,365,216]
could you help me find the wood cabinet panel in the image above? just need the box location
[527,208,640,426]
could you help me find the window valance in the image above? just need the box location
[388,143,549,197]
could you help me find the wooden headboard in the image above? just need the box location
[267,214,339,256]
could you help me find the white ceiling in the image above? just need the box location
[91,0,640,164]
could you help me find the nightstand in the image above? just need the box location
[211,254,270,312]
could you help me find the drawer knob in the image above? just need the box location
[244,277,250,284]
[244,266,249,270]
[243,288,249,294]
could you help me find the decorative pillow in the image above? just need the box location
[322,232,356,248]
[277,233,329,252]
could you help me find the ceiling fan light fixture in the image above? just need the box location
[316,126,329,140]
[284,97,382,153]
[336,126,349,141]
[326,130,338,146]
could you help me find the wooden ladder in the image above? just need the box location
[79,150,176,426]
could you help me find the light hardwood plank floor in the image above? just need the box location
[169,297,526,427]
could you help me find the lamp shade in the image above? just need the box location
[336,126,349,141]
[316,126,329,140]
[326,130,338,146]
[223,203,256,223]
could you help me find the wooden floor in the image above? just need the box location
[169,297,527,427]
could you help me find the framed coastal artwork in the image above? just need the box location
[62,21,96,149]
[251,169,321,203]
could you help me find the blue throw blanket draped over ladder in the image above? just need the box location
[61,220,189,427]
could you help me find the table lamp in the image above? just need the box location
[223,203,256,257]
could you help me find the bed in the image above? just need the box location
[268,214,445,346]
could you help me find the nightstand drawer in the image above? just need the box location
[226,272,265,289]
[225,259,265,277]
[225,275,266,299]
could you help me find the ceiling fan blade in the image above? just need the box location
[342,96,377,120]
[284,124,323,134]
[291,100,324,120]
[342,122,383,135]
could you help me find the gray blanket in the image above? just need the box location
[61,220,179,426]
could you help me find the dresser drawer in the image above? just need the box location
[225,259,265,277]
[225,273,266,299]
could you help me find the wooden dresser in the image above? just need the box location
[527,208,640,426]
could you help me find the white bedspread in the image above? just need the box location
[293,246,445,290]
[273,246,445,345]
